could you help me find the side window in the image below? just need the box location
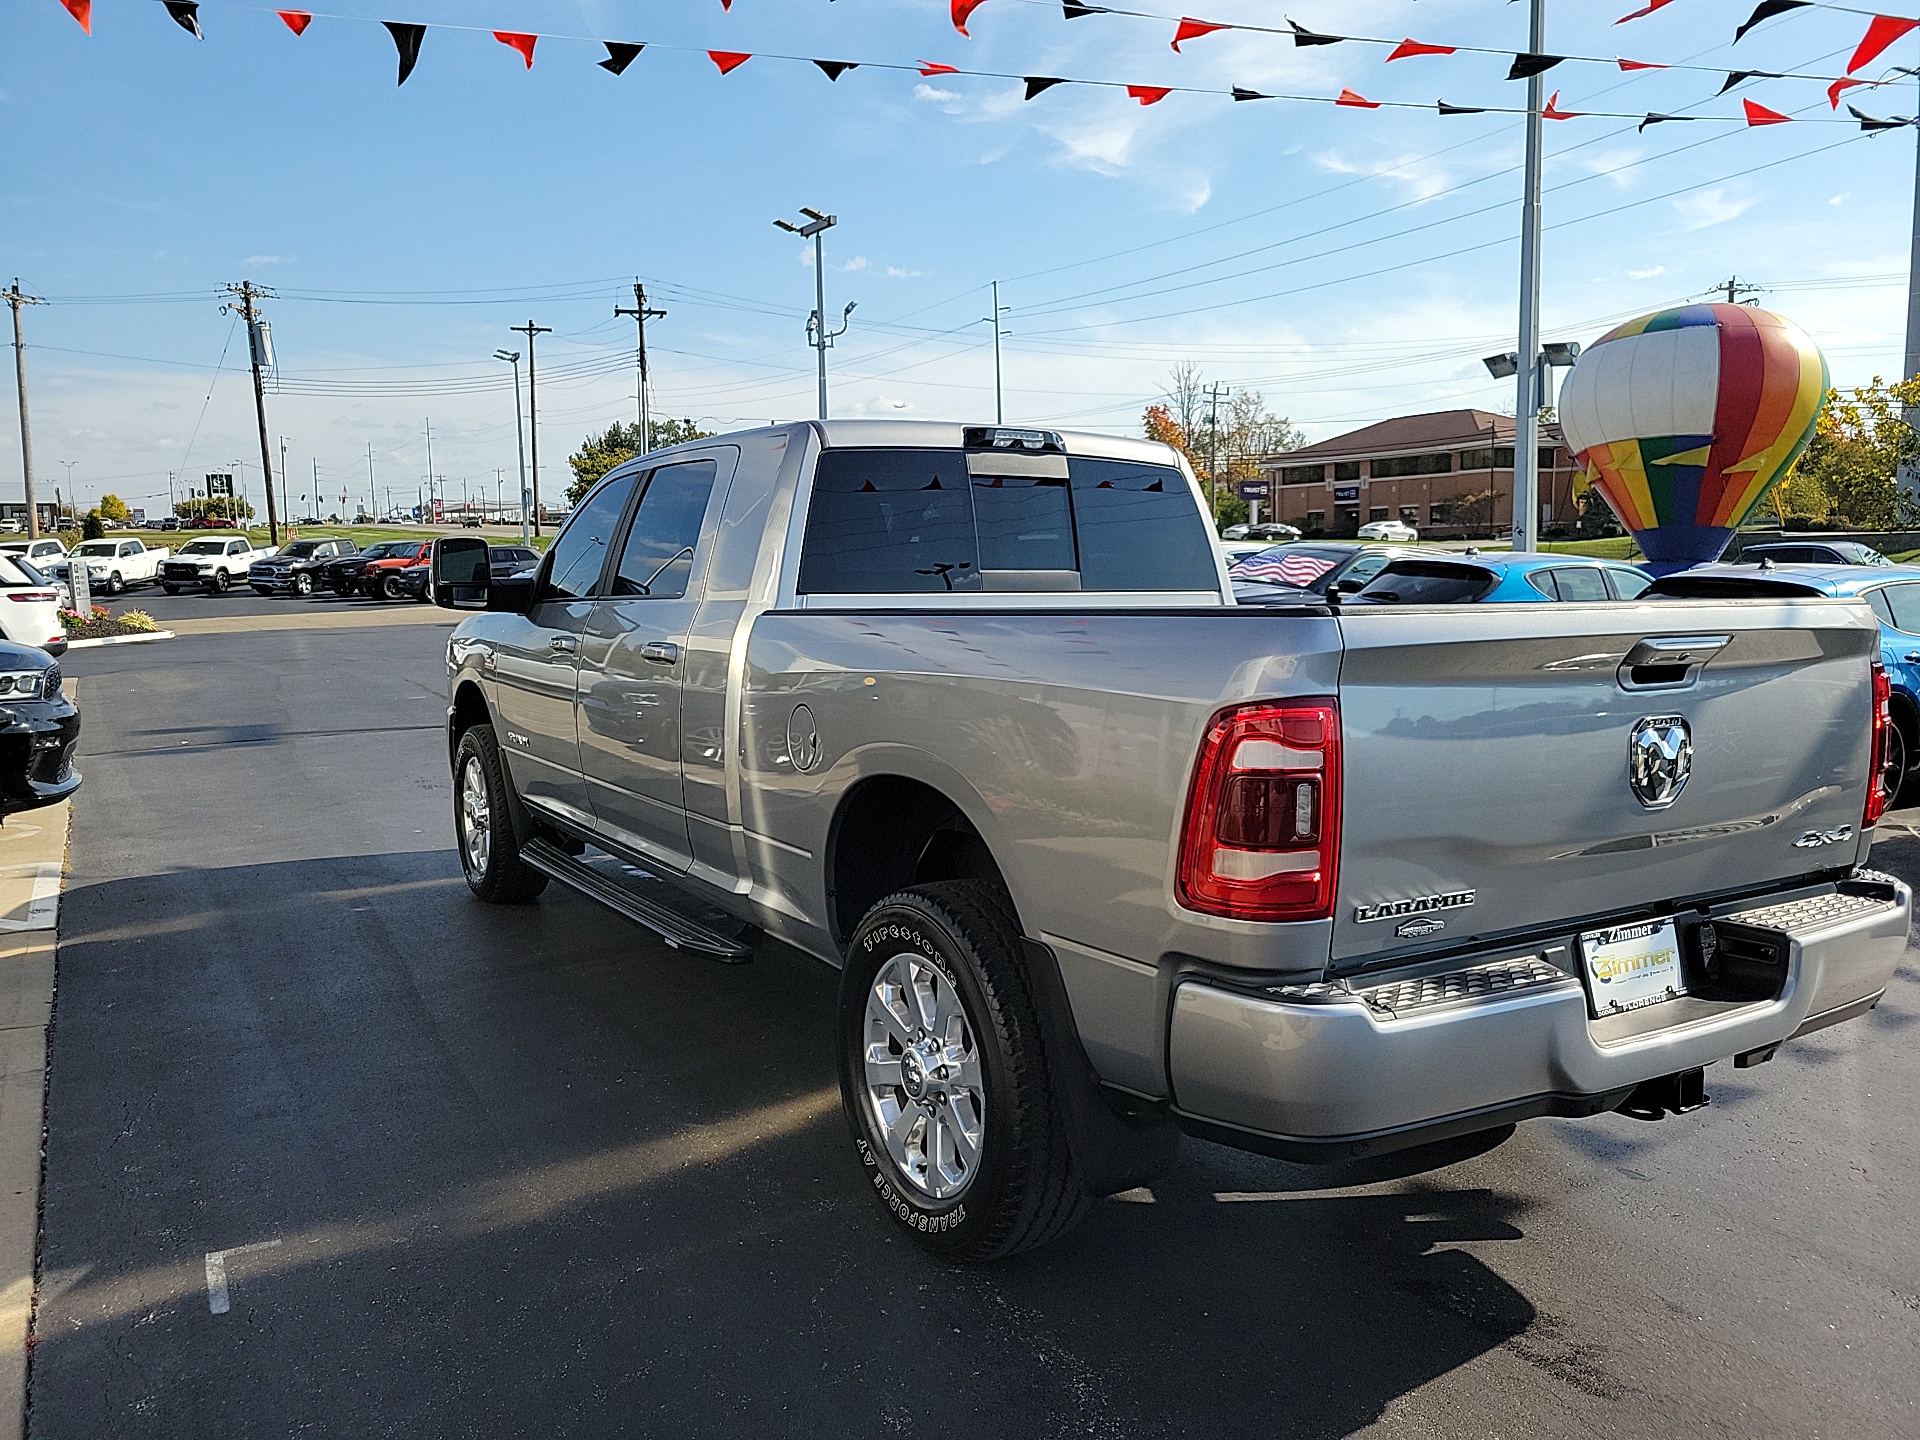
[1882,582,1920,633]
[1527,572,1557,599]
[799,450,978,594]
[543,474,638,600]
[229,540,247,556]
[1606,568,1652,600]
[1548,566,1611,602]
[120,542,138,556]
[1068,457,1216,591]
[1867,588,1896,626]
[611,460,718,599]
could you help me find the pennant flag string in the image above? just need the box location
[1734,0,1812,41]
[1744,96,1794,122]
[1616,0,1677,20]
[1171,18,1227,51]
[1386,39,1457,61]
[99,1,1880,123]
[163,1,203,38]
[1848,15,1920,70]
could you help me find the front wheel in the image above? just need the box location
[162,584,179,596]
[107,572,124,596]
[382,574,404,601]
[452,723,548,903]
[293,572,314,597]
[210,570,231,594]
[838,881,1089,1262]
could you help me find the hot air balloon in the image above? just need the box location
[1556,303,1828,571]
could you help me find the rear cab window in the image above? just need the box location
[797,444,1216,596]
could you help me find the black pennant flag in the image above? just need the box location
[813,60,858,80]
[163,1,203,38]
[1230,87,1272,101]
[1437,100,1485,115]
[1023,76,1067,99]
[1288,20,1342,46]
[1063,1,1106,16]
[1717,69,1781,94]
[1638,112,1697,131]
[1506,53,1564,80]
[384,21,425,86]
[599,42,643,75]
[1849,104,1912,131]
[1733,0,1809,43]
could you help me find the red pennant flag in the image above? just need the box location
[919,61,959,75]
[493,31,536,68]
[952,0,989,36]
[1829,76,1868,108]
[1386,38,1456,61]
[1616,57,1666,70]
[276,9,311,34]
[1127,85,1172,105]
[1542,90,1580,119]
[1743,97,1791,124]
[1335,87,1379,108]
[1171,18,1228,51]
[1847,16,1919,74]
[1614,0,1674,21]
[709,50,751,73]
[58,0,90,32]
[721,0,731,8]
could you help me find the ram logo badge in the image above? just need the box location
[1628,715,1692,810]
[1354,890,1476,925]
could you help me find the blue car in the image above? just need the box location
[1350,551,1653,605]
[1646,561,1920,796]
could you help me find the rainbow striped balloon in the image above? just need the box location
[1557,304,1828,569]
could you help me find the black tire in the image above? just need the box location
[1884,706,1913,809]
[382,574,404,602]
[332,580,354,597]
[452,723,549,903]
[107,572,124,596]
[210,570,231,594]
[293,572,314,597]
[838,880,1089,1263]
[162,585,179,596]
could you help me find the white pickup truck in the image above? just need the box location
[53,538,170,596]
[160,536,278,594]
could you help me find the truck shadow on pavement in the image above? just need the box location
[33,850,1567,1439]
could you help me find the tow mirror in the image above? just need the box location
[430,537,491,610]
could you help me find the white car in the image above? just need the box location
[159,536,278,594]
[52,538,170,596]
[0,539,68,570]
[0,553,66,656]
[1356,519,1419,542]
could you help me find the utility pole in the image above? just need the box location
[220,281,282,546]
[496,349,532,543]
[423,418,435,524]
[510,322,550,535]
[1716,276,1763,306]
[983,281,1011,424]
[774,209,854,420]
[1205,382,1227,520]
[278,435,291,530]
[614,282,665,452]
[311,456,319,522]
[6,281,43,540]
[1511,0,1546,556]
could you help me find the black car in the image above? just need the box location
[0,640,80,817]
[1733,540,1893,567]
[249,537,358,597]
[394,544,539,601]
[314,540,416,597]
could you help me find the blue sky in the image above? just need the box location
[1,0,1914,516]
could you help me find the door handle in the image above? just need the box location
[548,634,579,654]
[640,641,681,665]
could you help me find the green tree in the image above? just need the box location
[81,510,105,540]
[173,495,253,521]
[1786,377,1920,530]
[565,419,717,506]
[97,493,130,523]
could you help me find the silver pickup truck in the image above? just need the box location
[431,420,1911,1262]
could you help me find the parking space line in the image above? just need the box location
[204,1240,282,1315]
[0,865,61,933]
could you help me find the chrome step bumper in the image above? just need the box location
[1168,872,1911,1160]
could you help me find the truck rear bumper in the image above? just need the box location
[1167,872,1911,1161]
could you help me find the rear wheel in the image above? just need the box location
[1884,706,1912,809]
[838,880,1089,1262]
[453,724,548,903]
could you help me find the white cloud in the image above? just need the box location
[1672,187,1759,231]
[244,254,288,266]
[1044,118,1139,175]
[913,83,963,112]
[1313,150,1454,202]
[841,255,870,273]
[1830,192,1851,205]
[1178,175,1212,213]
[883,265,927,278]
[1627,265,1666,279]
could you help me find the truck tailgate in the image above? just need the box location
[1332,598,1879,968]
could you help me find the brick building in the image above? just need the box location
[1257,409,1579,538]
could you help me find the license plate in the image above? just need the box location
[1578,919,1684,1017]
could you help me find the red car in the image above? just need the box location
[359,541,434,600]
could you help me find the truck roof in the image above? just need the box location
[679,419,1180,470]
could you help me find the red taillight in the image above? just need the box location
[6,592,54,603]
[1177,699,1341,921]
[1865,660,1893,828]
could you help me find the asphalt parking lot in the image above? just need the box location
[21,585,1920,1437]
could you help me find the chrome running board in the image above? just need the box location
[520,838,754,962]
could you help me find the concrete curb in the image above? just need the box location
[62,631,173,651]
[0,798,68,1440]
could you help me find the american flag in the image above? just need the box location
[1231,551,1338,587]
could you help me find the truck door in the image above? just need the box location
[574,457,724,874]
[488,473,637,832]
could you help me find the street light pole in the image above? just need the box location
[1512,0,1547,555]
[496,348,532,544]
[774,209,854,420]
[984,281,1011,424]
[510,322,551,535]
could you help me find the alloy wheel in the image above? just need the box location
[459,755,491,878]
[860,952,986,1201]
